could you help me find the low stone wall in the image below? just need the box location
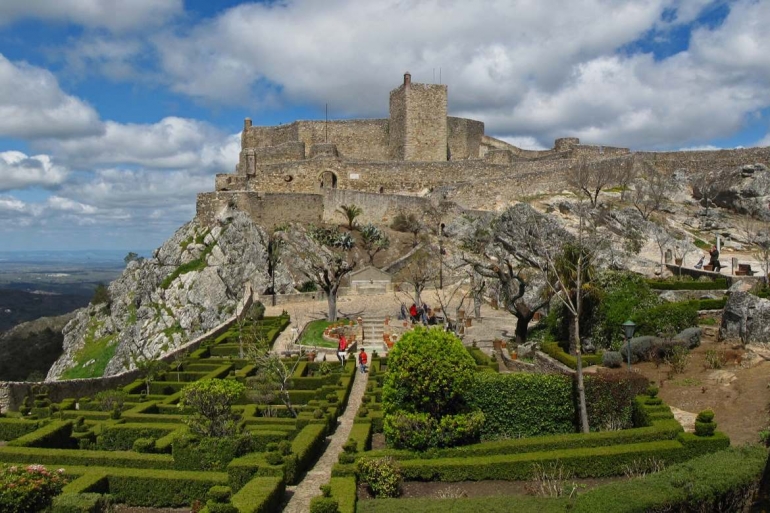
[256,291,328,306]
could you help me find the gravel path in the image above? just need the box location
[282,363,369,512]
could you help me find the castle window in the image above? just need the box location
[320,171,338,189]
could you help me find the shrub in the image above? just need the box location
[383,411,485,450]
[310,496,340,513]
[264,452,284,465]
[694,410,716,437]
[94,389,128,412]
[632,302,698,338]
[179,379,246,438]
[602,351,623,368]
[172,433,253,471]
[357,457,402,498]
[705,349,726,369]
[584,372,648,431]
[383,327,476,418]
[467,373,575,440]
[666,346,691,374]
[51,493,112,513]
[0,464,68,513]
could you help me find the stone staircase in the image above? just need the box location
[360,316,386,352]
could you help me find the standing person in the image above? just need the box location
[358,348,368,374]
[709,245,722,272]
[337,334,347,367]
[409,303,418,322]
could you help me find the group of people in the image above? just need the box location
[401,302,438,325]
[336,333,367,373]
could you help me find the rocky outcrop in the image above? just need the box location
[719,291,770,344]
[47,211,288,380]
[0,312,74,381]
[709,164,770,217]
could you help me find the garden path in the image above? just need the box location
[282,362,369,512]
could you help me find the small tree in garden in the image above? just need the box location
[123,348,169,395]
[382,327,484,449]
[360,223,391,264]
[338,204,363,230]
[390,211,423,246]
[179,379,246,438]
[245,334,304,418]
[394,248,439,308]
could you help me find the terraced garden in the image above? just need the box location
[0,313,361,512]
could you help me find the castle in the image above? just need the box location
[196,73,770,228]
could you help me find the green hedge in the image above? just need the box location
[51,493,112,513]
[106,468,227,507]
[572,446,764,512]
[359,418,681,462]
[647,279,728,290]
[467,372,575,439]
[395,434,725,482]
[347,422,373,453]
[0,418,42,441]
[227,453,283,492]
[61,472,109,494]
[96,423,178,451]
[8,420,74,448]
[540,342,602,369]
[466,347,500,372]
[0,445,175,468]
[286,423,327,484]
[357,496,565,513]
[329,477,357,513]
[632,302,699,337]
[230,476,285,513]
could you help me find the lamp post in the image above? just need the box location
[439,223,445,290]
[622,320,636,370]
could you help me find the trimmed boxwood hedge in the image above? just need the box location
[540,342,602,369]
[646,278,728,290]
[329,477,357,513]
[0,418,42,441]
[230,476,285,513]
[357,495,565,513]
[106,468,227,507]
[51,493,113,513]
[8,419,74,448]
[96,423,179,451]
[0,445,176,468]
[467,372,575,439]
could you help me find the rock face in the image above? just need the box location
[719,291,770,344]
[47,211,283,380]
[0,312,74,381]
[711,164,770,217]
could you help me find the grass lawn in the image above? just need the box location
[299,319,337,348]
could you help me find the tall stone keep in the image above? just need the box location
[389,72,448,162]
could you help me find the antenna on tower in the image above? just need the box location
[439,68,442,85]
[433,68,435,82]
[325,103,328,143]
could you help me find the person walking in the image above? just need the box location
[358,348,368,374]
[709,245,722,272]
[337,334,347,367]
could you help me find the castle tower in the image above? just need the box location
[389,72,448,161]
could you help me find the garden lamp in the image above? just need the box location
[622,320,636,370]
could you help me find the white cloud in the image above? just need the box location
[59,36,146,82]
[0,54,102,139]
[38,118,239,171]
[149,0,770,150]
[0,0,183,32]
[497,136,548,151]
[678,145,721,151]
[0,151,68,191]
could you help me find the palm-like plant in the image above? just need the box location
[338,204,363,230]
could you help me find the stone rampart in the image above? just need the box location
[635,147,770,174]
[297,120,389,161]
[322,189,434,226]
[447,117,484,160]
[197,191,324,229]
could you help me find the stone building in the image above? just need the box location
[196,73,770,228]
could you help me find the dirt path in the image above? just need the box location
[635,330,770,445]
[282,363,369,512]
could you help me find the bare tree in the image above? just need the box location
[651,221,674,274]
[616,156,637,201]
[245,334,304,418]
[391,211,423,246]
[264,229,284,307]
[294,226,357,322]
[632,161,669,220]
[672,231,695,274]
[567,157,619,207]
[740,212,770,285]
[395,248,439,308]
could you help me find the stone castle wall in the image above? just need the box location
[401,83,448,162]
[197,191,324,229]
[322,189,435,226]
[448,117,484,160]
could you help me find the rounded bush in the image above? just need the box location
[647,385,659,398]
[313,409,324,419]
[357,457,402,498]
[338,452,356,464]
[278,440,292,456]
[694,421,716,437]
[696,409,715,423]
[207,485,232,503]
[602,351,623,368]
[358,407,369,418]
[342,440,358,454]
[264,451,284,465]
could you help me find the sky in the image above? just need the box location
[0,0,769,252]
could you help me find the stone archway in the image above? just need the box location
[319,171,338,189]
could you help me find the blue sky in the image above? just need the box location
[0,0,768,251]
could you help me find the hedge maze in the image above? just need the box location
[0,314,359,512]
[323,355,764,513]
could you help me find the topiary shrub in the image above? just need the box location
[584,371,649,431]
[382,327,481,449]
[264,451,284,466]
[313,409,324,419]
[632,302,699,338]
[694,409,716,437]
[309,496,339,513]
[207,485,232,503]
[178,379,245,438]
[278,440,292,456]
[51,493,112,513]
[602,351,623,368]
[357,457,402,498]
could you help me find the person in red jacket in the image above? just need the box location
[337,334,347,366]
[358,348,368,374]
[409,303,418,322]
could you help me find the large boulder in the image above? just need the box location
[719,291,770,344]
[706,164,770,217]
[674,327,702,349]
